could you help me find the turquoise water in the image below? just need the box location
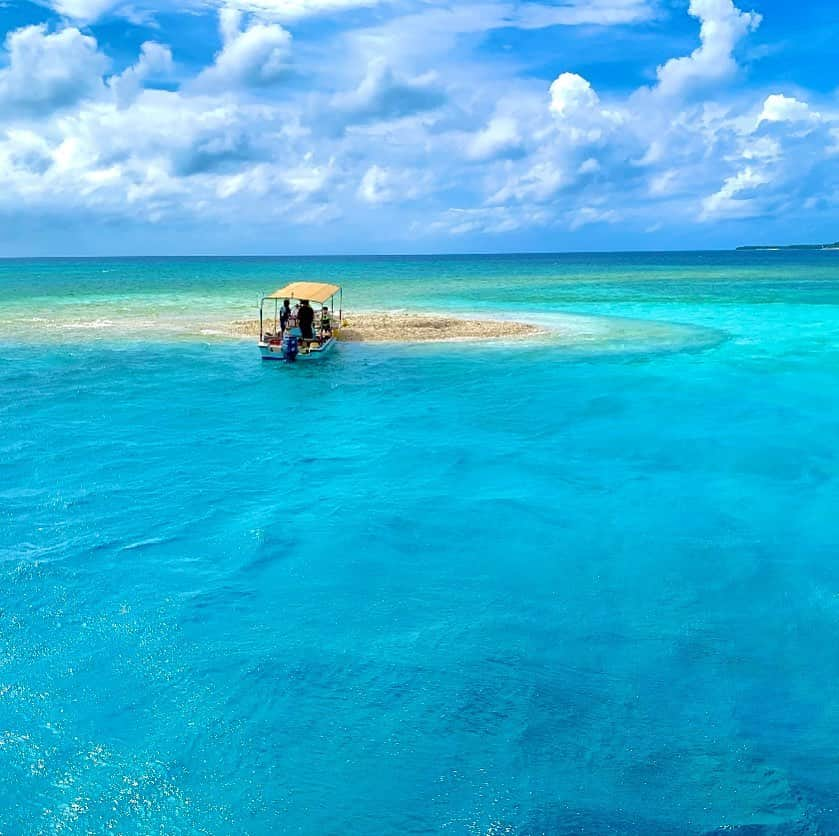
[2,252,839,833]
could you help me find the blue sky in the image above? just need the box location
[0,0,837,255]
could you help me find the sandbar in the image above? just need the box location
[231,312,542,343]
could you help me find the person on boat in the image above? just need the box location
[280,299,291,333]
[298,299,315,340]
[287,303,299,332]
[320,306,332,337]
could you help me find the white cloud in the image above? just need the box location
[654,0,761,98]
[740,135,780,162]
[549,73,600,118]
[701,165,769,220]
[757,94,819,127]
[480,71,626,210]
[0,86,325,225]
[0,129,54,176]
[489,160,564,204]
[195,9,292,89]
[648,169,679,196]
[282,154,335,197]
[220,6,245,43]
[109,42,174,108]
[0,25,108,114]
[46,0,121,23]
[549,72,621,143]
[358,164,392,203]
[331,58,446,127]
[357,164,427,203]
[466,116,523,161]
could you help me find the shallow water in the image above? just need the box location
[2,252,839,833]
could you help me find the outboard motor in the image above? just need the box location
[282,334,299,362]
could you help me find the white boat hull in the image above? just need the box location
[259,336,337,361]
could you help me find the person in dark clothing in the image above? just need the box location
[298,299,315,340]
[279,298,291,333]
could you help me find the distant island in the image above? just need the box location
[737,241,839,251]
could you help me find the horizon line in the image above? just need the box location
[0,247,755,260]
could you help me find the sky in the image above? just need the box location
[0,0,837,255]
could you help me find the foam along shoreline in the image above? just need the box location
[233,312,543,343]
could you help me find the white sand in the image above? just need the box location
[232,312,542,343]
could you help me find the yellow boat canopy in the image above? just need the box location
[265,282,341,304]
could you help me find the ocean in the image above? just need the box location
[2,251,839,833]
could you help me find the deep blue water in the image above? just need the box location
[2,252,839,833]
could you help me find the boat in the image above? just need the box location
[258,282,342,362]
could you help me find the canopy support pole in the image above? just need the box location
[259,298,263,341]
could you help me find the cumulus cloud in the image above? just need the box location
[0,24,108,114]
[549,72,621,143]
[654,0,761,97]
[0,86,324,227]
[331,58,446,126]
[549,72,600,118]
[700,165,769,220]
[196,8,292,89]
[109,42,174,108]
[477,71,625,210]
[757,94,819,127]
